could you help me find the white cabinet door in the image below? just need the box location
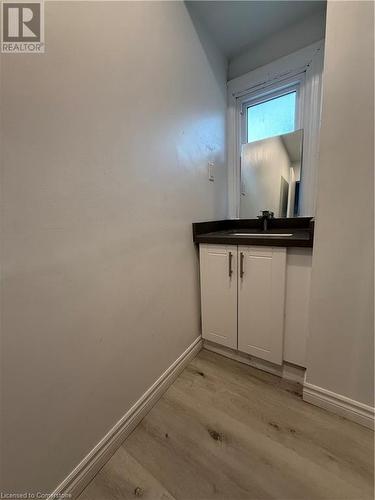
[199,244,237,349]
[238,246,286,365]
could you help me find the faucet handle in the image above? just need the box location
[258,210,274,219]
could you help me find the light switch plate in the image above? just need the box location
[208,161,214,181]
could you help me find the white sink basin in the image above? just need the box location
[231,233,293,237]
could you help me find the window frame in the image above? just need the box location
[241,82,301,145]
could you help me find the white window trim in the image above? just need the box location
[227,40,324,219]
[239,75,304,145]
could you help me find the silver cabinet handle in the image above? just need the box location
[240,252,244,278]
[228,251,233,277]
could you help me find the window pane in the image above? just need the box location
[247,91,296,143]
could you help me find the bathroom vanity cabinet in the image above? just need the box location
[200,244,286,364]
[194,218,314,368]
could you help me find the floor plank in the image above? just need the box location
[78,349,374,500]
[78,445,175,500]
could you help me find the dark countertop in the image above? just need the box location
[192,218,314,248]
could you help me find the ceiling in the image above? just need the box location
[186,1,326,59]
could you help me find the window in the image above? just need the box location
[238,82,301,146]
[247,91,296,143]
[227,41,324,218]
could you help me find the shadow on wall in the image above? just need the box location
[185,1,228,99]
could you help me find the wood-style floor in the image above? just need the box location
[78,349,374,500]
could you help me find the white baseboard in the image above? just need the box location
[49,337,202,499]
[203,340,306,384]
[303,382,375,430]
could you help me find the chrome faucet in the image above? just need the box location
[258,210,274,232]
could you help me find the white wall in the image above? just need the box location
[228,8,326,80]
[0,1,227,494]
[284,249,312,367]
[305,1,374,406]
